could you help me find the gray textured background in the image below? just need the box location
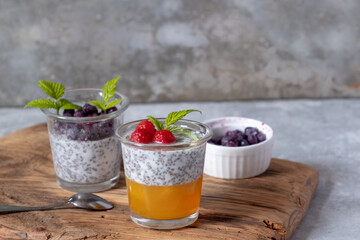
[1,0,360,106]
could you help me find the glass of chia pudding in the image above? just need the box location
[41,88,129,193]
[116,118,212,229]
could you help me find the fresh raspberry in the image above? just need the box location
[135,120,156,136]
[130,129,153,143]
[153,130,175,144]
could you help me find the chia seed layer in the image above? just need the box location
[122,144,206,186]
[49,133,121,184]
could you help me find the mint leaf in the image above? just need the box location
[89,100,106,112]
[105,99,123,110]
[147,115,164,130]
[58,99,82,110]
[165,109,201,127]
[166,125,199,141]
[38,80,65,100]
[102,76,121,104]
[24,99,58,109]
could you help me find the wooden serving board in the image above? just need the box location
[0,124,318,240]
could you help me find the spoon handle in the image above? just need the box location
[0,202,68,214]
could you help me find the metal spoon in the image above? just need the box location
[0,193,113,214]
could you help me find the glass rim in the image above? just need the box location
[41,88,129,122]
[116,118,213,150]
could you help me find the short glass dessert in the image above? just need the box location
[117,118,212,229]
[42,88,129,192]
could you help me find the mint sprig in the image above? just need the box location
[88,76,123,112]
[148,115,164,130]
[147,109,201,140]
[38,80,65,100]
[24,80,81,114]
[165,110,201,126]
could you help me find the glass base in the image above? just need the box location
[130,210,199,229]
[56,174,120,193]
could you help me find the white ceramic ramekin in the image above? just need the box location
[203,117,274,179]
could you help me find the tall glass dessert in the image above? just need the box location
[25,78,129,192]
[117,111,212,229]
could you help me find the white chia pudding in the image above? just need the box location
[50,133,121,184]
[122,144,206,186]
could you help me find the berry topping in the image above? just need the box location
[208,127,267,147]
[74,110,85,117]
[63,109,75,117]
[226,129,245,141]
[257,132,267,142]
[244,127,259,136]
[86,113,98,117]
[24,77,123,116]
[82,103,98,116]
[208,138,221,145]
[135,120,156,137]
[130,129,153,143]
[240,139,250,146]
[247,133,258,145]
[221,136,238,147]
[66,127,80,140]
[153,130,175,144]
[106,106,118,114]
[129,109,201,144]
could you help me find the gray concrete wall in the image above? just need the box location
[1,0,360,106]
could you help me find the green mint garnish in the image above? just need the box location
[24,80,81,115]
[147,109,201,140]
[88,76,123,112]
[147,115,164,130]
[165,109,201,126]
[38,80,65,100]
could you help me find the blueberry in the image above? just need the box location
[66,127,80,140]
[234,130,245,141]
[257,132,267,142]
[208,138,221,145]
[101,126,113,138]
[215,138,223,145]
[84,113,99,126]
[97,120,110,129]
[99,119,114,128]
[74,110,85,117]
[247,133,258,145]
[240,139,249,146]
[225,130,245,142]
[96,120,115,139]
[107,119,114,127]
[225,131,236,138]
[78,125,92,141]
[106,106,118,114]
[63,109,75,117]
[86,113,98,117]
[82,104,98,116]
[226,141,238,147]
[54,121,71,135]
[63,112,73,117]
[208,139,216,144]
[244,127,259,136]
[221,136,239,147]
[89,126,101,140]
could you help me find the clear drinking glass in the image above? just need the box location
[116,119,212,229]
[41,88,129,192]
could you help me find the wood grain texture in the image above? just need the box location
[0,124,318,240]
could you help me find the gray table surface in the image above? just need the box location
[1,99,359,240]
